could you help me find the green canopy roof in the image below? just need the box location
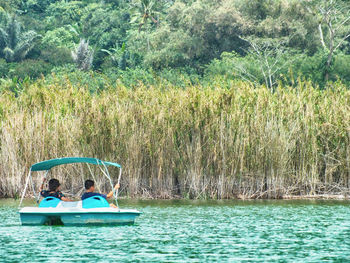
[30,157,121,171]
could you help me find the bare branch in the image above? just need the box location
[334,32,350,51]
[318,23,327,49]
[271,55,299,76]
[334,15,350,34]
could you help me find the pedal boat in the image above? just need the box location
[18,157,142,226]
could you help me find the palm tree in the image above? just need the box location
[130,0,159,32]
[0,14,39,62]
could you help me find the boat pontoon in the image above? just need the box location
[18,157,141,226]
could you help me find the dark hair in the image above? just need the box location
[85,179,94,190]
[48,179,60,192]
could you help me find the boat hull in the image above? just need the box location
[19,207,141,226]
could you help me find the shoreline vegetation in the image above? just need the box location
[0,76,349,200]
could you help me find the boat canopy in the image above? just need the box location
[19,157,123,208]
[30,157,121,171]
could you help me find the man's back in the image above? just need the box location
[81,192,107,200]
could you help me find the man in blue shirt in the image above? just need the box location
[82,179,120,208]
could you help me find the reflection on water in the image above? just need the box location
[1,199,350,262]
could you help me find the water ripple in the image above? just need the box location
[1,200,350,262]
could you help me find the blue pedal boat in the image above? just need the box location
[18,157,141,226]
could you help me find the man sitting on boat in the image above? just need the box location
[82,179,120,208]
[39,178,72,202]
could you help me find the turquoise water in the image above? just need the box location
[1,199,350,262]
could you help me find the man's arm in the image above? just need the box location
[61,196,73,202]
[59,192,72,202]
[106,184,120,199]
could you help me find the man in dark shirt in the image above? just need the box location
[82,179,120,208]
[39,178,72,201]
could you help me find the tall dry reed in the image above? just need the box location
[0,77,349,199]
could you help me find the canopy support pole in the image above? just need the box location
[19,169,32,208]
[115,168,122,211]
[29,175,36,203]
[98,159,119,209]
[35,170,49,204]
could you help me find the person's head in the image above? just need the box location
[48,179,60,192]
[84,179,95,191]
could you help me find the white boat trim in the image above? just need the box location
[19,207,141,214]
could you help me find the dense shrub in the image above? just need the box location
[10,59,52,80]
[40,46,73,66]
[332,53,350,85]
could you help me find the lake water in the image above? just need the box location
[1,199,350,262]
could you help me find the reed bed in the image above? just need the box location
[0,77,349,199]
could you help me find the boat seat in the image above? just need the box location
[39,197,61,208]
[82,196,109,209]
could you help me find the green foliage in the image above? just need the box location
[48,68,110,93]
[40,46,72,66]
[45,1,85,28]
[130,0,161,31]
[18,0,58,14]
[205,51,290,88]
[330,53,350,85]
[0,58,8,76]
[137,26,194,69]
[9,59,52,79]
[206,49,350,88]
[0,0,348,86]
[102,43,129,70]
[79,3,130,67]
[306,0,350,82]
[0,1,20,12]
[80,4,129,48]
[237,0,319,53]
[41,25,79,49]
[0,13,39,62]
[136,0,247,69]
[291,51,327,86]
[238,0,271,20]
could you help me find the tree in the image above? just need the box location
[131,0,247,69]
[237,0,320,54]
[0,14,39,62]
[130,0,159,32]
[41,25,79,49]
[71,39,94,71]
[226,38,296,89]
[306,0,350,81]
[247,39,293,89]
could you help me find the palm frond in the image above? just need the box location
[0,13,39,62]
[13,31,39,61]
